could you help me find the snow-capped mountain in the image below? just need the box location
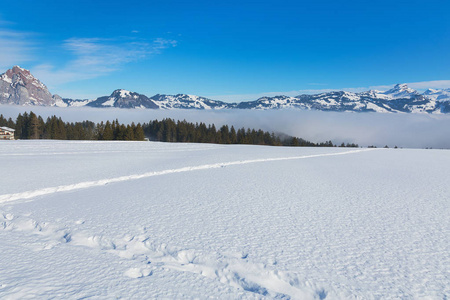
[70,83,450,113]
[77,91,232,110]
[150,94,231,109]
[237,86,434,113]
[381,83,420,99]
[1,66,450,113]
[423,88,450,102]
[86,89,159,109]
[57,98,94,108]
[0,66,60,106]
[236,95,300,109]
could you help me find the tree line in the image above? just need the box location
[0,112,358,147]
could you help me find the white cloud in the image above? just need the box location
[0,29,35,70]
[33,37,177,87]
[406,80,450,90]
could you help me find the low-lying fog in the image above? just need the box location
[2,105,450,149]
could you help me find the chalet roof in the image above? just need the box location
[0,126,15,132]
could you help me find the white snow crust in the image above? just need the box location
[1,73,12,84]
[101,97,116,107]
[119,89,131,98]
[53,98,68,108]
[0,140,448,299]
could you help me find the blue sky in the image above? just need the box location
[1,0,449,101]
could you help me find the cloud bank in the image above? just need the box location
[1,105,450,149]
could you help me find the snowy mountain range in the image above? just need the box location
[2,66,450,113]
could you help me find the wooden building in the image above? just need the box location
[0,127,15,140]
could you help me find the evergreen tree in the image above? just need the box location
[0,114,7,127]
[21,112,30,139]
[56,117,67,139]
[229,126,237,144]
[103,121,114,140]
[220,125,230,144]
[124,125,135,140]
[134,123,145,141]
[7,117,15,129]
[116,124,126,140]
[237,128,246,144]
[5,111,343,147]
[96,121,104,140]
[28,112,41,139]
[15,113,24,139]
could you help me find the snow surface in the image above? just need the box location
[0,141,449,299]
[53,98,68,108]
[1,73,12,84]
[424,89,450,102]
[119,89,131,98]
[101,97,116,107]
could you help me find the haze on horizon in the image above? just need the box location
[0,0,449,101]
[2,105,450,149]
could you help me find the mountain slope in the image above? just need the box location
[237,86,436,113]
[423,88,450,102]
[0,66,59,106]
[87,89,159,109]
[150,94,233,109]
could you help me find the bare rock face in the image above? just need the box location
[0,66,55,106]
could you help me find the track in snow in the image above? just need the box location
[0,212,331,299]
[0,148,373,204]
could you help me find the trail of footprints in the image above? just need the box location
[0,150,374,298]
[0,148,373,205]
[1,211,329,299]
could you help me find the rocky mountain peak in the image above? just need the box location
[86,89,159,109]
[111,89,133,98]
[423,88,439,95]
[0,66,55,106]
[393,83,408,90]
[383,83,419,99]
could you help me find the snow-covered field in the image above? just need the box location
[0,140,448,299]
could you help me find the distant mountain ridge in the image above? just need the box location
[2,66,450,113]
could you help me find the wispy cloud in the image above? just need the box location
[33,37,177,86]
[0,29,35,70]
[405,80,450,90]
